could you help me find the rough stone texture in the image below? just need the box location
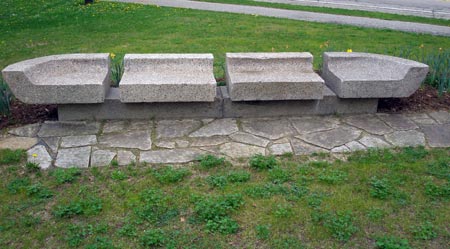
[27,145,52,169]
[290,116,340,134]
[345,141,366,151]
[8,123,41,137]
[38,121,100,137]
[230,132,270,147]
[190,137,228,147]
[60,135,97,148]
[422,124,450,147]
[297,127,361,149]
[91,150,116,167]
[377,113,418,130]
[117,150,136,166]
[406,113,437,125]
[241,119,294,140]
[385,130,425,147]
[103,121,126,133]
[219,142,266,158]
[291,139,327,155]
[175,140,190,148]
[42,137,60,153]
[120,54,216,102]
[55,146,91,168]
[359,135,391,148]
[2,54,110,104]
[128,120,151,130]
[140,149,203,164]
[269,143,292,155]
[156,119,202,139]
[99,130,152,150]
[0,137,38,150]
[429,111,450,124]
[344,115,393,135]
[226,52,324,101]
[155,140,176,149]
[331,145,350,153]
[189,119,238,137]
[322,52,429,98]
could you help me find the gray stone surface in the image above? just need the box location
[241,119,294,139]
[2,54,110,104]
[60,135,97,148]
[38,121,100,137]
[42,137,60,153]
[226,52,324,101]
[156,119,202,139]
[229,132,270,147]
[55,146,91,168]
[429,111,450,124]
[128,120,151,130]
[190,137,228,147]
[120,54,216,102]
[0,137,38,150]
[140,149,203,164]
[422,124,450,147]
[291,139,327,155]
[385,130,425,147]
[345,141,366,151]
[155,140,176,149]
[99,130,152,150]
[269,143,293,155]
[117,150,136,166]
[290,116,340,134]
[359,135,391,148]
[175,139,190,148]
[322,52,429,98]
[189,119,238,137]
[377,113,418,130]
[103,121,126,133]
[27,145,52,169]
[297,127,361,149]
[407,113,437,125]
[8,123,41,137]
[331,145,350,153]
[91,150,116,167]
[219,142,266,158]
[344,115,393,135]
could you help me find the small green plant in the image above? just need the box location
[245,183,289,199]
[25,162,40,172]
[309,160,331,168]
[307,192,328,209]
[206,175,228,188]
[424,181,450,200]
[20,214,41,227]
[227,170,251,183]
[117,223,137,237]
[411,221,438,240]
[268,166,291,184]
[375,235,411,249]
[134,188,178,225]
[110,159,119,167]
[197,154,226,169]
[26,183,53,199]
[85,237,115,249]
[205,216,239,234]
[0,78,12,116]
[152,166,190,184]
[140,229,166,247]
[322,211,358,242]
[273,204,293,218]
[426,157,449,180]
[318,169,348,184]
[51,168,82,184]
[66,224,94,247]
[370,177,392,200]
[6,177,30,194]
[111,170,127,181]
[256,224,270,240]
[53,197,103,218]
[110,53,123,87]
[249,154,278,170]
[0,149,25,165]
[367,208,386,221]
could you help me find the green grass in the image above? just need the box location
[0,147,449,248]
[195,0,450,26]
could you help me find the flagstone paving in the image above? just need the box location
[1,111,449,169]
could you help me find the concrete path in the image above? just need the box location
[259,0,450,19]
[110,0,450,36]
[2,111,449,168]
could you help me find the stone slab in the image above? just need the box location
[385,130,425,147]
[422,124,450,147]
[189,119,238,137]
[344,115,393,135]
[102,121,127,134]
[27,145,52,169]
[345,141,366,151]
[157,119,202,139]
[8,123,41,137]
[0,137,38,150]
[38,121,100,137]
[229,132,270,147]
[322,52,429,98]
[120,54,216,102]
[219,142,266,158]
[117,150,136,166]
[190,137,229,147]
[241,118,294,140]
[269,143,293,155]
[226,52,324,101]
[55,146,91,168]
[296,126,361,149]
[60,135,97,148]
[140,149,203,164]
[91,150,116,167]
[290,116,340,134]
[359,135,391,148]
[376,113,418,130]
[429,111,450,124]
[42,137,60,154]
[291,139,328,155]
[99,130,152,150]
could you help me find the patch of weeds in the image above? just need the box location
[270,236,306,249]
[110,159,119,167]
[268,166,291,184]
[273,204,293,218]
[26,183,53,199]
[152,166,190,184]
[51,168,81,184]
[245,183,289,199]
[249,154,278,170]
[118,223,137,237]
[280,152,294,159]
[134,188,178,225]
[424,181,450,200]
[66,224,94,247]
[367,208,386,221]
[313,210,358,242]
[205,217,239,234]
[375,235,411,249]
[255,224,270,240]
[25,162,40,172]
[426,157,449,180]
[0,149,25,165]
[53,197,103,218]
[20,214,41,227]
[392,191,410,206]
[206,175,228,188]
[307,192,328,209]
[348,149,394,165]
[197,154,226,169]
[85,237,115,249]
[309,161,331,168]
[411,221,438,240]
[111,170,127,181]
[227,170,251,183]
[140,229,166,247]
[6,177,30,194]
[370,176,392,200]
[286,184,309,201]
[400,146,429,162]
[318,169,348,184]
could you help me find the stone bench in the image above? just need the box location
[225,52,325,101]
[1,54,110,104]
[119,54,217,102]
[322,52,429,98]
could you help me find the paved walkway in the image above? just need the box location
[1,111,449,169]
[110,0,450,36]
[259,0,450,19]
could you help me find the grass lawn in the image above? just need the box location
[0,147,449,248]
[194,0,450,27]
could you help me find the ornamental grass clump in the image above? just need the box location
[0,78,12,116]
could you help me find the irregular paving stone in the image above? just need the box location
[140,149,203,164]
[345,141,366,151]
[190,119,238,137]
[27,145,52,169]
[38,121,100,137]
[422,124,450,147]
[155,140,176,149]
[55,146,91,168]
[385,130,426,147]
[156,119,202,139]
[290,116,340,134]
[8,123,41,137]
[406,113,436,125]
[291,139,327,155]
[269,143,292,155]
[219,142,266,158]
[128,120,151,130]
[296,127,361,149]
[175,139,190,148]
[331,145,350,153]
[359,135,391,148]
[429,111,450,124]
[344,115,393,135]
[190,137,228,147]
[241,119,294,140]
[0,137,38,150]
[102,120,126,133]
[99,130,152,150]
[117,150,136,166]
[202,118,215,124]
[60,135,97,148]
[91,150,116,167]
[229,132,270,147]
[42,137,60,153]
[376,113,418,130]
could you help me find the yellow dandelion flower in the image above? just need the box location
[346,49,352,53]
[419,44,424,49]
[110,53,116,59]
[32,153,38,158]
